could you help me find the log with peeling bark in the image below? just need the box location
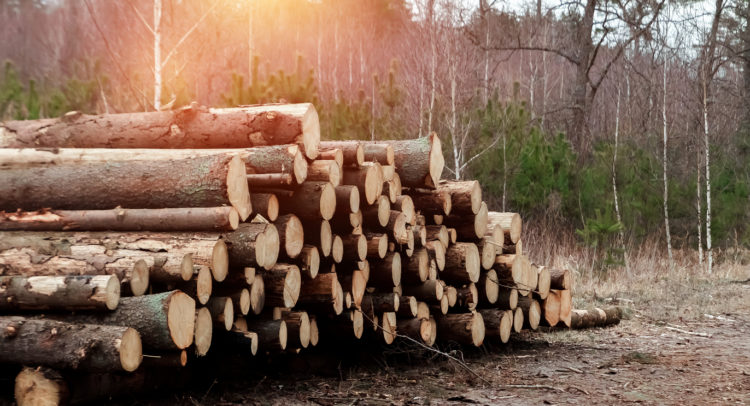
[275,182,336,220]
[307,160,341,186]
[442,243,480,284]
[435,312,484,347]
[194,307,213,356]
[369,252,401,288]
[0,207,240,232]
[246,319,287,352]
[263,264,301,308]
[496,288,518,310]
[251,193,279,222]
[438,180,482,215]
[368,134,444,188]
[319,141,364,167]
[0,275,119,311]
[476,269,499,305]
[1,103,320,158]
[0,317,142,372]
[62,290,195,350]
[517,296,541,330]
[335,185,360,213]
[487,212,522,244]
[225,223,279,271]
[549,268,571,290]
[0,153,252,221]
[273,214,304,259]
[365,232,388,259]
[296,272,344,315]
[570,307,621,329]
[442,202,488,240]
[342,163,383,205]
[479,309,512,344]
[273,309,311,349]
[405,189,452,215]
[403,279,443,302]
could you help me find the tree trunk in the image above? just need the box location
[0,275,119,311]
[0,153,252,221]
[62,290,195,350]
[570,307,621,329]
[569,0,596,154]
[0,103,321,159]
[0,207,239,232]
[434,312,484,347]
[0,317,141,372]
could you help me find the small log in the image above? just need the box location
[249,274,265,315]
[425,238,447,269]
[493,254,525,290]
[251,193,280,222]
[307,160,341,187]
[231,288,251,316]
[487,224,505,255]
[317,147,344,168]
[393,196,416,225]
[361,293,400,314]
[479,309,512,344]
[517,296,541,330]
[496,288,518,310]
[540,290,561,327]
[442,243,480,284]
[363,195,391,227]
[303,220,333,258]
[397,317,432,344]
[342,163,383,205]
[309,315,320,346]
[535,265,551,300]
[438,180,482,215]
[476,269,500,305]
[330,235,344,263]
[297,272,344,315]
[293,245,320,280]
[194,307,213,357]
[0,153,251,221]
[402,248,429,284]
[207,296,234,331]
[173,265,212,305]
[225,223,279,271]
[369,252,401,287]
[371,134,444,188]
[570,307,621,329]
[211,329,258,357]
[396,295,418,318]
[319,142,365,167]
[442,201,488,240]
[402,279,443,302]
[435,312,484,347]
[277,181,336,220]
[0,275,119,311]
[512,307,524,333]
[339,270,367,307]
[380,312,397,344]
[273,309,311,349]
[416,301,430,320]
[444,285,458,307]
[487,212,522,244]
[549,268,572,290]
[455,283,479,311]
[335,185,360,213]
[0,317,142,372]
[62,290,195,350]
[383,210,408,243]
[246,319,287,352]
[365,232,388,259]
[447,228,457,244]
[405,189,452,215]
[0,207,240,232]
[273,214,304,259]
[340,233,367,261]
[362,143,394,165]
[383,175,402,204]
[263,264,301,308]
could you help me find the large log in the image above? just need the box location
[369,252,401,288]
[570,307,621,329]
[438,180,482,215]
[404,189,452,215]
[63,290,195,350]
[319,141,364,167]
[225,223,279,271]
[342,163,383,205]
[0,207,240,232]
[0,317,142,372]
[0,275,119,311]
[442,243,480,284]
[263,264,302,308]
[368,134,444,188]
[487,212,522,244]
[0,153,252,221]
[0,103,320,158]
[442,201,488,240]
[434,312,484,347]
[296,272,344,315]
[479,309,512,344]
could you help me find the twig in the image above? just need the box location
[497,384,564,392]
[664,326,711,338]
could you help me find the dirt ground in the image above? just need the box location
[1,276,748,405]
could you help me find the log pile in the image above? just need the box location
[1,103,581,405]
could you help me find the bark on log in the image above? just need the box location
[380,312,397,344]
[438,180,482,215]
[172,265,212,305]
[0,103,320,158]
[396,295,418,318]
[335,185,360,213]
[402,279,443,302]
[368,134,444,188]
[319,142,364,167]
[496,288,518,310]
[549,268,571,290]
[303,220,332,258]
[273,309,310,349]
[402,248,429,284]
[251,193,279,222]
[225,223,279,271]
[289,245,319,280]
[517,297,541,330]
[276,182,336,220]
[340,233,367,262]
[0,317,141,372]
[476,269,499,305]
[455,283,479,311]
[393,196,416,225]
[0,153,252,221]
[405,189,452,215]
[442,243,480,284]
[363,195,391,227]
[247,173,294,188]
[369,252,401,288]
[0,275,119,311]
[396,317,432,344]
[361,293,400,314]
[493,254,525,291]
[425,225,449,250]
[434,312,484,347]
[365,232,388,259]
[273,214,304,259]
[246,319,287,352]
[194,307,213,356]
[442,202,488,240]
[62,290,195,350]
[296,272,344,315]
[342,163,383,205]
[362,143,394,165]
[479,309,512,344]
[569,307,621,329]
[263,264,301,308]
[487,212,522,244]
[0,207,240,232]
[308,160,341,186]
[317,147,344,168]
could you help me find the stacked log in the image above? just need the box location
[0,103,585,405]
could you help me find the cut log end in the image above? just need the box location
[131,259,150,297]
[103,275,121,310]
[15,367,66,406]
[211,240,229,282]
[227,155,253,221]
[180,254,195,281]
[301,105,321,160]
[250,274,265,315]
[195,266,213,305]
[427,134,444,188]
[293,149,309,184]
[331,235,344,264]
[320,183,337,220]
[119,327,143,372]
[167,292,197,349]
[194,307,213,357]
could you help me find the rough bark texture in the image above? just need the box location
[371,134,444,188]
[296,272,344,315]
[263,264,301,308]
[438,180,482,215]
[0,103,320,159]
[442,243,480,284]
[402,279,443,302]
[442,201,488,240]
[276,182,336,220]
[0,154,251,221]
[319,142,364,167]
[405,189,452,215]
[570,307,621,329]
[246,319,287,352]
[479,309,512,344]
[0,317,142,372]
[434,312,484,347]
[362,143,394,165]
[224,223,278,271]
[0,275,119,311]
[251,193,280,222]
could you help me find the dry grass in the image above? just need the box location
[523,222,750,322]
